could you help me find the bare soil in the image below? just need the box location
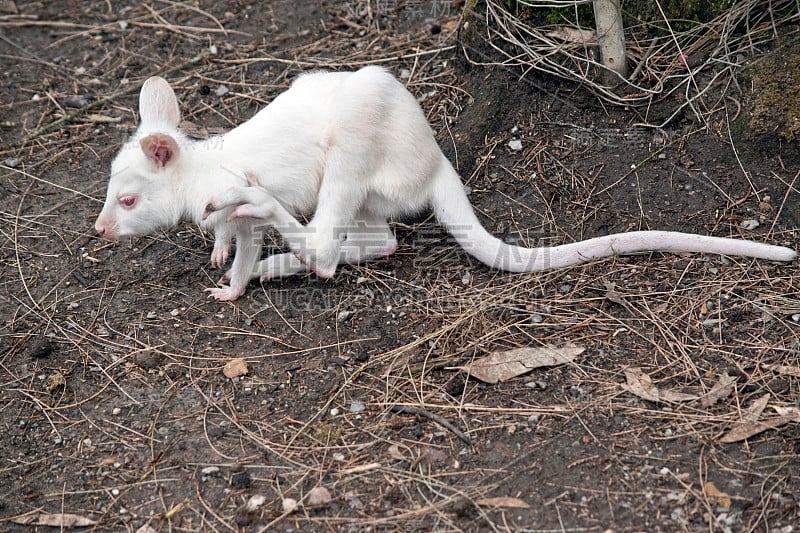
[1,1,799,532]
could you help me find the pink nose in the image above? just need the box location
[95,217,114,239]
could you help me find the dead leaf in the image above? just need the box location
[387,444,407,461]
[622,367,659,401]
[704,481,732,509]
[717,394,794,443]
[223,358,248,378]
[622,367,699,403]
[700,372,736,408]
[84,113,121,123]
[12,512,96,527]
[475,497,530,509]
[743,394,770,422]
[718,417,793,443]
[772,406,800,420]
[763,363,800,377]
[603,280,627,306]
[459,345,584,384]
[546,27,596,43]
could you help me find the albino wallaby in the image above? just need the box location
[95,66,796,301]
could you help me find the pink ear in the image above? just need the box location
[140,133,179,168]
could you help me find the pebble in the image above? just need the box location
[531,313,545,323]
[337,310,356,322]
[330,407,340,416]
[399,68,411,79]
[349,401,366,413]
[508,139,523,151]
[29,337,54,359]
[740,219,760,230]
[3,158,19,168]
[215,85,229,97]
[282,498,298,513]
[245,494,266,512]
[201,466,220,476]
[146,311,157,319]
[792,314,800,322]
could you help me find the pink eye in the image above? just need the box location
[119,195,137,208]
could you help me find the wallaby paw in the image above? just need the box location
[210,245,230,269]
[227,201,276,222]
[205,285,244,301]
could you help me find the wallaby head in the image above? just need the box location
[95,76,186,240]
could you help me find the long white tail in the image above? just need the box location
[429,157,797,271]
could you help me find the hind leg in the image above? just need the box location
[256,216,396,280]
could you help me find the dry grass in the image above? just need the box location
[0,1,798,532]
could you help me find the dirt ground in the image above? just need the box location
[1,1,799,531]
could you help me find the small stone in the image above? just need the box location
[3,158,19,168]
[399,68,411,79]
[215,85,229,97]
[349,401,366,413]
[740,219,760,230]
[230,471,251,488]
[223,358,248,378]
[531,313,544,323]
[337,310,356,322]
[559,283,573,294]
[146,311,157,319]
[330,407,340,416]
[245,494,266,512]
[118,20,128,30]
[201,466,220,476]
[170,308,180,316]
[791,314,800,322]
[307,486,332,506]
[29,337,54,359]
[508,139,523,151]
[209,44,218,55]
[134,350,163,369]
[282,498,298,513]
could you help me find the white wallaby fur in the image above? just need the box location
[95,66,797,301]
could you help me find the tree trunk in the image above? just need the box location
[593,0,628,83]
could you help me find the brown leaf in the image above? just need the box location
[700,372,736,408]
[545,27,596,43]
[704,482,732,509]
[387,444,407,461]
[763,363,800,377]
[603,280,627,306]
[460,345,584,384]
[223,358,248,378]
[718,394,790,443]
[475,497,531,509]
[622,367,699,403]
[718,416,795,443]
[742,394,770,422]
[622,367,659,402]
[12,513,96,527]
[772,406,800,420]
